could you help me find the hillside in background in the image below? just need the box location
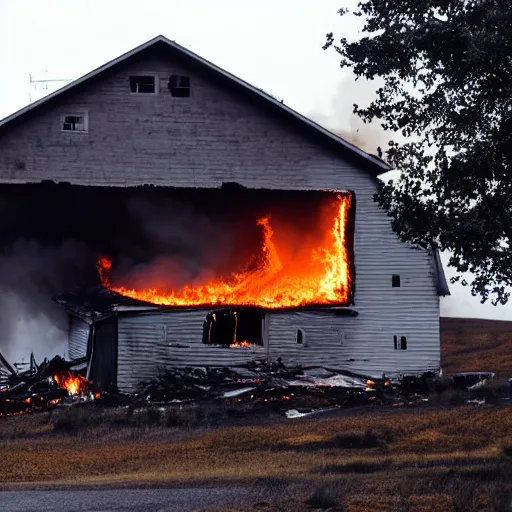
[441,317,512,375]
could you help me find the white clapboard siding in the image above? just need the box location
[68,317,90,360]
[117,310,267,392]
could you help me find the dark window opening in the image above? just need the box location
[129,75,156,93]
[203,307,264,347]
[62,115,86,131]
[168,75,190,97]
[392,274,401,287]
[394,335,407,350]
[296,329,304,345]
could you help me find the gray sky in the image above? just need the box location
[1,0,510,320]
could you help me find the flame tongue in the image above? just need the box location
[99,194,352,308]
[230,340,252,348]
[54,371,90,396]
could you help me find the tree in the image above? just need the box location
[324,1,512,305]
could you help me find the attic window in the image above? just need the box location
[168,75,190,97]
[392,274,401,287]
[129,75,156,94]
[296,328,305,345]
[61,113,87,132]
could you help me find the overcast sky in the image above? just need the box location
[1,0,511,320]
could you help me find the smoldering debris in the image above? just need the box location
[2,348,501,421]
[0,350,432,419]
[135,360,439,416]
[0,352,100,417]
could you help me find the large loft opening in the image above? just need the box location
[0,182,355,361]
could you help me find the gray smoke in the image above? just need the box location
[114,195,237,291]
[0,190,239,366]
[310,71,390,157]
[0,238,92,365]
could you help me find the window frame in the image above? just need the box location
[129,74,159,95]
[296,328,307,346]
[394,335,408,350]
[168,75,191,97]
[60,111,89,133]
[392,274,401,287]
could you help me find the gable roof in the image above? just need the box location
[0,35,390,176]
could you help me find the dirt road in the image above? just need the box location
[0,487,250,512]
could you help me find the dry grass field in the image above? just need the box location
[441,317,512,376]
[1,402,512,510]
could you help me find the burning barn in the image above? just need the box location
[0,36,449,393]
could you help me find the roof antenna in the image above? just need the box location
[28,72,74,104]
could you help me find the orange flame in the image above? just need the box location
[54,372,90,396]
[230,340,252,348]
[100,194,353,308]
[97,256,112,287]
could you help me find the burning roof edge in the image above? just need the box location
[53,286,359,320]
[53,286,157,321]
[0,35,390,177]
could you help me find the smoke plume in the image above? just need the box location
[310,71,389,157]
[0,238,93,364]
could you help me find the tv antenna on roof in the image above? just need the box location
[28,72,74,104]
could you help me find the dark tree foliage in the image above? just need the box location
[325,1,512,305]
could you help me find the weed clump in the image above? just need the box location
[305,486,341,510]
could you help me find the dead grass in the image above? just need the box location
[3,404,512,511]
[199,478,512,511]
[441,317,512,376]
[1,404,512,489]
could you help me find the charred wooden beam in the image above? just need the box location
[0,351,16,376]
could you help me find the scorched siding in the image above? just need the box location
[117,310,266,392]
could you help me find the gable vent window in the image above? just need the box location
[394,335,407,350]
[392,274,401,287]
[168,75,190,97]
[129,75,156,94]
[61,113,87,132]
[296,328,305,345]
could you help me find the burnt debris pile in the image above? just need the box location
[5,349,495,420]
[1,350,440,419]
[0,352,99,416]
[137,360,437,415]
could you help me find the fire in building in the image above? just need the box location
[0,35,449,393]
